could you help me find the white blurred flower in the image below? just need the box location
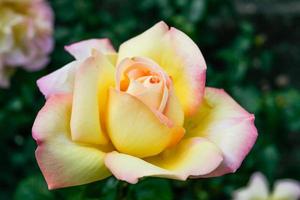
[233,172,300,200]
[0,0,53,88]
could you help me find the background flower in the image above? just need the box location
[0,0,53,88]
[233,172,300,200]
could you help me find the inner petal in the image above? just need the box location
[116,57,170,112]
[126,75,163,110]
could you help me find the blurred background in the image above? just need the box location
[0,0,299,199]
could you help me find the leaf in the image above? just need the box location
[130,178,173,200]
[14,174,54,200]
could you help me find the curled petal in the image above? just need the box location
[105,152,178,184]
[65,38,116,61]
[107,88,184,158]
[71,53,115,145]
[118,21,206,115]
[32,94,110,189]
[185,87,258,176]
[163,90,185,147]
[104,137,223,184]
[233,172,269,200]
[126,78,163,110]
[271,180,300,200]
[164,89,184,127]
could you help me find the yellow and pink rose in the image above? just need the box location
[33,22,258,189]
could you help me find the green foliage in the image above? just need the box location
[129,179,173,200]
[0,0,299,199]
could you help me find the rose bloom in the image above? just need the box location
[233,172,300,200]
[33,22,258,189]
[0,0,53,88]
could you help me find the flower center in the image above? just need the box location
[116,57,171,112]
[149,75,160,84]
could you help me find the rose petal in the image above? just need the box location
[71,53,115,145]
[163,90,185,147]
[104,137,223,184]
[126,75,164,110]
[24,56,49,71]
[164,89,184,127]
[65,38,116,60]
[37,48,115,99]
[117,22,168,64]
[32,94,110,189]
[271,179,300,200]
[118,21,206,115]
[233,172,269,200]
[185,87,258,176]
[36,135,110,190]
[107,88,184,158]
[32,94,72,143]
[0,29,13,53]
[37,60,81,98]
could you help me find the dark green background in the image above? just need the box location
[0,0,299,199]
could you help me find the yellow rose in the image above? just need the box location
[33,22,257,189]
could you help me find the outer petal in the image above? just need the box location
[104,137,223,184]
[32,94,110,189]
[65,38,117,62]
[117,22,167,63]
[118,21,206,115]
[107,88,184,158]
[37,59,116,99]
[233,172,269,200]
[71,53,115,145]
[185,87,258,176]
[32,94,72,143]
[37,60,81,98]
[271,179,300,200]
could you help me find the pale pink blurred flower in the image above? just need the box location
[0,0,53,88]
[233,172,300,200]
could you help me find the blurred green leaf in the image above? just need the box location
[130,179,173,200]
[14,175,54,200]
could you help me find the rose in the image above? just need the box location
[33,21,258,189]
[233,172,300,200]
[0,0,53,88]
